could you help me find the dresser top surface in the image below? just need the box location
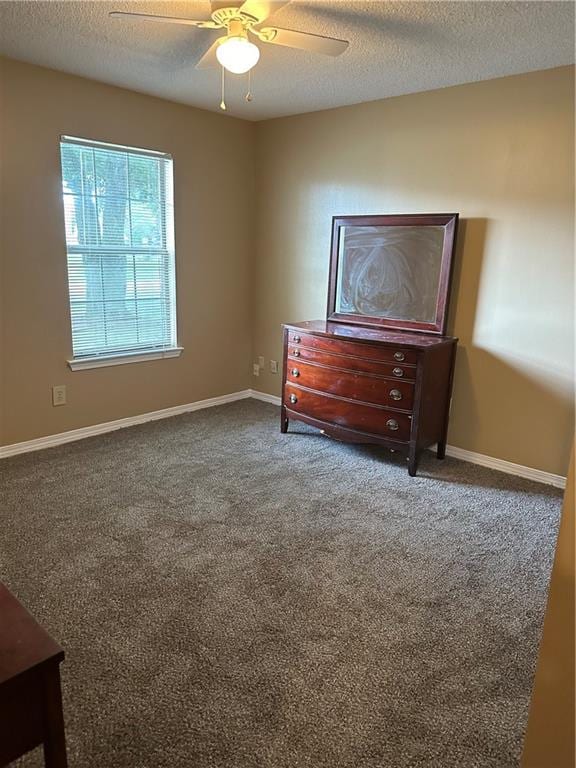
[284,320,456,348]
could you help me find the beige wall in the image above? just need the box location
[522,444,575,767]
[253,67,575,477]
[1,60,574,476]
[0,58,256,445]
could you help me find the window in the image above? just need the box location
[60,136,180,369]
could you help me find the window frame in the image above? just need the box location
[59,135,182,370]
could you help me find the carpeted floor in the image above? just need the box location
[1,400,562,768]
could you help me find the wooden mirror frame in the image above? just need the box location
[326,213,459,335]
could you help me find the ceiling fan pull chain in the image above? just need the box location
[220,65,226,111]
[245,68,253,103]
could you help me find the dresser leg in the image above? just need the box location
[408,450,419,477]
[437,441,446,460]
[41,665,68,767]
[280,406,289,433]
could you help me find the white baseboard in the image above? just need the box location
[439,444,566,489]
[249,390,282,406]
[249,390,566,489]
[0,388,567,489]
[0,389,253,459]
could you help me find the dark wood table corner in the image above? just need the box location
[0,582,68,767]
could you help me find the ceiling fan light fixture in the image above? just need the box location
[216,35,260,75]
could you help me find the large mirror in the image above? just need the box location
[327,214,458,334]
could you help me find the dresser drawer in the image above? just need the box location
[287,330,418,366]
[286,360,415,410]
[284,386,412,441]
[287,345,416,381]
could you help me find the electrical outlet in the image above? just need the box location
[52,385,67,406]
[253,363,260,377]
[258,356,265,368]
[270,360,279,374]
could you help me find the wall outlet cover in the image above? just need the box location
[253,363,260,377]
[52,385,67,406]
[258,356,265,368]
[270,360,279,374]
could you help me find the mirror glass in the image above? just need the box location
[335,225,446,323]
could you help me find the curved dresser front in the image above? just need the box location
[281,320,457,477]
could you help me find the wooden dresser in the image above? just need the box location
[281,321,457,476]
[280,213,459,477]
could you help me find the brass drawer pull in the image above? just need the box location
[293,335,301,343]
[291,368,300,377]
[390,389,402,401]
[289,394,298,404]
[393,367,404,377]
[386,419,399,431]
[394,351,405,362]
[292,349,300,357]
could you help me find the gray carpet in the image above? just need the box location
[0,400,562,768]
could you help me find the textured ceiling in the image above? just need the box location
[0,1,574,121]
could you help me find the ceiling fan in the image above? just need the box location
[110,1,348,107]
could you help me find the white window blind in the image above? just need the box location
[60,136,177,361]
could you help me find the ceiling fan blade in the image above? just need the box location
[195,38,223,69]
[257,26,348,56]
[109,11,219,29]
[238,1,290,25]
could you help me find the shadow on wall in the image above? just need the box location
[446,218,573,473]
[445,217,486,447]
[450,344,574,472]
[446,217,486,343]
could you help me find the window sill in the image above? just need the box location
[67,347,184,371]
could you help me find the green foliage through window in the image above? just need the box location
[60,137,177,358]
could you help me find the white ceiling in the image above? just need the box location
[0,1,574,121]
